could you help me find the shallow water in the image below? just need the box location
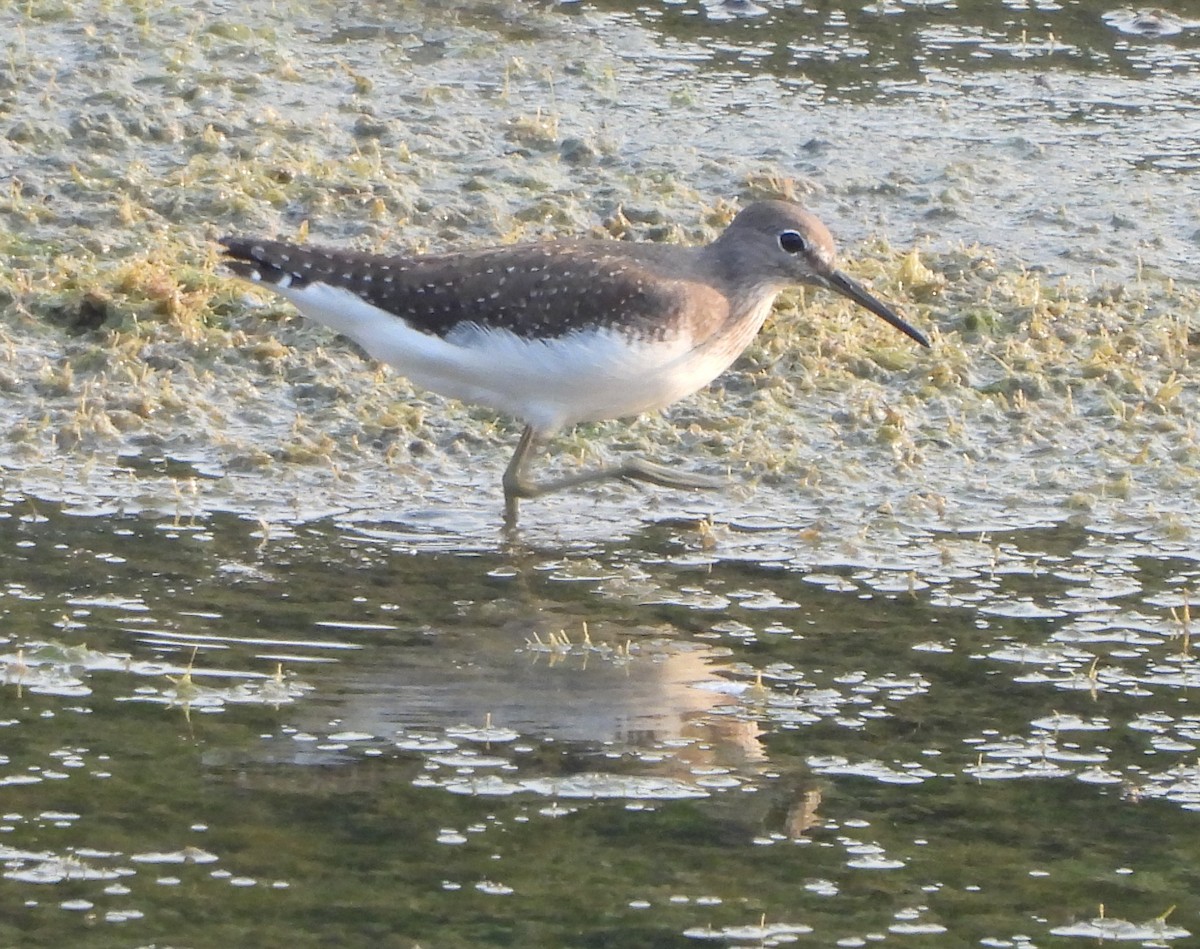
[2,0,1200,945]
[3,494,1200,946]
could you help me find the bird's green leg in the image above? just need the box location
[502,425,726,525]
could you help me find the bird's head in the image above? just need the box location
[714,201,930,348]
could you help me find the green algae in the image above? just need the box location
[0,0,1196,546]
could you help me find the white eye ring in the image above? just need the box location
[779,230,808,254]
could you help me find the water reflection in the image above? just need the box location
[3,492,1200,943]
[302,630,743,746]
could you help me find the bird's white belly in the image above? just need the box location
[438,323,739,433]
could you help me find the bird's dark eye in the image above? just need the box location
[779,230,808,254]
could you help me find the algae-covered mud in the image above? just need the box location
[2,1,1200,946]
[1,0,1197,536]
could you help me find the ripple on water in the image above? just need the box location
[1101,9,1196,38]
[3,854,127,884]
[979,599,1068,620]
[682,921,813,943]
[438,773,713,801]
[1028,713,1109,732]
[1050,915,1191,940]
[807,756,933,786]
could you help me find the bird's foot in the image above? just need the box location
[613,457,728,492]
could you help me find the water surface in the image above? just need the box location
[2,0,1199,945]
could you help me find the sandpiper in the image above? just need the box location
[220,201,930,524]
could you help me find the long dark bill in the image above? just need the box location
[826,270,931,348]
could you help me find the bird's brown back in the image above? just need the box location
[220,237,732,344]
